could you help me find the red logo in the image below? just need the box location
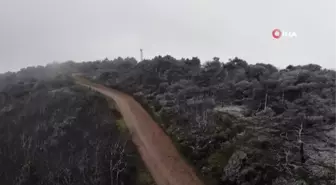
[272,29,282,39]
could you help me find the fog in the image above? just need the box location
[0,0,335,72]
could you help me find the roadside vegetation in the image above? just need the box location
[92,56,336,185]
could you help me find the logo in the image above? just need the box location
[272,29,297,39]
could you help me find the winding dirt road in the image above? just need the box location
[74,76,204,185]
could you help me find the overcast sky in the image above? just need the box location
[0,0,335,72]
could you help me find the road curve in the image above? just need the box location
[74,77,204,185]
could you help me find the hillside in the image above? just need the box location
[0,75,154,185]
[0,56,335,185]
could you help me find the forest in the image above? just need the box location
[0,56,335,185]
[0,68,153,185]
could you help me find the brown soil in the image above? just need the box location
[75,77,204,185]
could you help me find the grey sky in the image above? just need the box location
[0,0,335,72]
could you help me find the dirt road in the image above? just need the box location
[74,77,204,185]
